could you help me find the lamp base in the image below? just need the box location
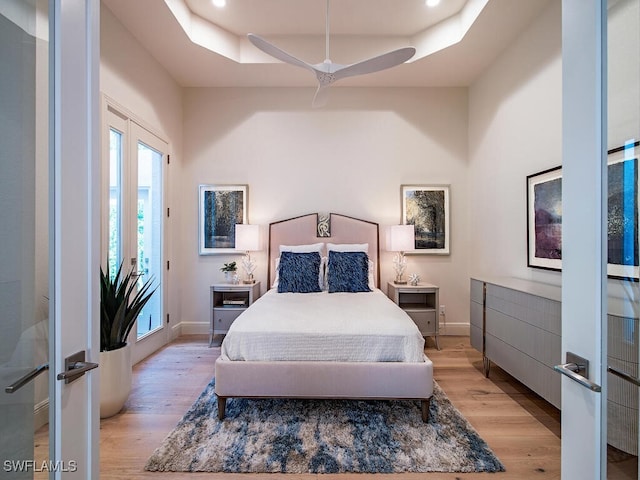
[394,280,408,285]
[242,279,256,284]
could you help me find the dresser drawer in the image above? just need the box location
[213,308,242,333]
[406,310,437,335]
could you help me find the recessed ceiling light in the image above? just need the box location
[426,0,440,7]
[212,0,226,7]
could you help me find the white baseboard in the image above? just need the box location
[179,321,209,336]
[34,398,49,431]
[438,321,469,337]
[170,322,182,340]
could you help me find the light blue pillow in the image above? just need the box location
[277,251,322,293]
[327,251,371,293]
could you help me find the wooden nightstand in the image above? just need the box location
[387,281,440,350]
[210,282,260,347]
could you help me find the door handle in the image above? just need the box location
[56,350,99,384]
[130,257,143,278]
[554,351,601,392]
[5,363,49,394]
[5,351,99,392]
[608,366,640,387]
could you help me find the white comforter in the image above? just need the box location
[220,288,425,362]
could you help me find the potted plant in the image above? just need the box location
[99,262,157,418]
[220,261,238,283]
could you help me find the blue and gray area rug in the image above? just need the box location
[145,380,504,473]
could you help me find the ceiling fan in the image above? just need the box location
[247,0,416,108]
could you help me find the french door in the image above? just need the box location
[561,0,640,478]
[104,103,168,364]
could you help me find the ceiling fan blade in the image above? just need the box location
[312,85,330,108]
[247,33,316,73]
[333,47,416,81]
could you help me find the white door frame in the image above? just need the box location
[560,0,607,478]
[50,0,100,478]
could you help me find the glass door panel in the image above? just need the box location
[135,141,163,338]
[109,127,123,277]
[607,0,640,478]
[0,1,50,477]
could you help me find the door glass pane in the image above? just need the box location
[136,142,162,338]
[0,0,50,477]
[109,128,123,277]
[607,0,640,478]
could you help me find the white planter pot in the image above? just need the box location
[99,344,132,418]
[224,271,238,284]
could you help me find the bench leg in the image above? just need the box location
[217,396,227,420]
[421,397,431,422]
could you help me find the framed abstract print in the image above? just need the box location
[607,145,638,280]
[401,185,450,255]
[199,184,247,255]
[526,147,639,280]
[527,166,562,271]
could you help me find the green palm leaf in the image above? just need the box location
[101,262,158,351]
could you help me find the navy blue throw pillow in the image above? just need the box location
[277,251,322,293]
[327,251,371,293]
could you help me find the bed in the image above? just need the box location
[214,213,434,421]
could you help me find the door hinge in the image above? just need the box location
[167,207,170,217]
[167,260,170,270]
[166,313,170,324]
[167,154,170,165]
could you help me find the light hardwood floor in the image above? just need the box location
[36,335,561,479]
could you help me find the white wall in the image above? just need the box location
[608,0,640,149]
[100,3,184,344]
[181,87,470,334]
[468,0,562,284]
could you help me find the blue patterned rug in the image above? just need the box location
[145,379,504,473]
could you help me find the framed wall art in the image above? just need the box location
[526,143,640,280]
[526,166,562,271]
[199,184,247,255]
[401,185,450,255]
[607,145,639,280]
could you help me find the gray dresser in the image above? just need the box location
[607,300,640,455]
[471,277,640,455]
[470,277,561,409]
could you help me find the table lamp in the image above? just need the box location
[235,224,260,284]
[389,224,415,284]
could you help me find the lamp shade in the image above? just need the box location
[235,224,260,251]
[389,224,415,252]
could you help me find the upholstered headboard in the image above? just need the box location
[268,213,380,288]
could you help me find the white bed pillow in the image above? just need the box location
[367,260,376,290]
[279,242,325,253]
[326,243,368,253]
